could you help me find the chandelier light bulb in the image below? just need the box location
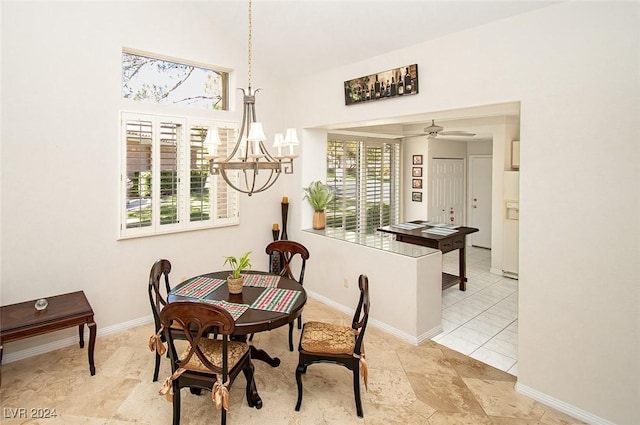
[284,128,300,155]
[273,133,284,157]
[204,128,222,146]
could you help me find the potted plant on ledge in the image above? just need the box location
[223,251,252,294]
[303,181,334,230]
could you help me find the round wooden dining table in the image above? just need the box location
[168,270,307,367]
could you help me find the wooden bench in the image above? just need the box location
[0,291,97,381]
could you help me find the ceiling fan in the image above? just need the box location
[423,119,476,138]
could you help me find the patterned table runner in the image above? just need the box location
[392,222,425,230]
[201,299,249,321]
[242,273,281,288]
[422,227,457,236]
[250,287,301,313]
[170,277,225,299]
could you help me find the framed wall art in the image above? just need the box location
[412,167,422,177]
[412,155,423,165]
[412,179,423,189]
[344,64,418,105]
[412,192,422,202]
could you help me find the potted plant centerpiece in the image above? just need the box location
[303,181,334,230]
[223,251,252,294]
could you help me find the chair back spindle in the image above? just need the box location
[265,240,310,284]
[264,240,310,351]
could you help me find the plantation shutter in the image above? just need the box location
[158,119,182,227]
[188,125,212,223]
[124,117,153,229]
[214,126,240,222]
[326,137,400,234]
[120,112,240,238]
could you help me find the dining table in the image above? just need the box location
[167,270,307,367]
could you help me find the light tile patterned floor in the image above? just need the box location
[1,296,585,425]
[434,246,520,375]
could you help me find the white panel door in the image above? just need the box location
[429,158,465,225]
[469,155,492,248]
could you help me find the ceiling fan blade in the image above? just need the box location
[439,130,476,137]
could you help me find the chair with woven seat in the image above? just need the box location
[294,274,370,417]
[149,258,186,382]
[152,301,260,425]
[265,240,310,351]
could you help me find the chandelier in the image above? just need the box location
[207,0,298,196]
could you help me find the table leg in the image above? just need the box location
[88,321,97,375]
[78,323,85,348]
[243,363,263,409]
[232,335,281,367]
[250,346,281,367]
[459,246,467,291]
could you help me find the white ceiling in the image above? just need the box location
[210,0,557,81]
[207,1,550,138]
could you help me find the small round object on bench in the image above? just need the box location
[34,298,48,311]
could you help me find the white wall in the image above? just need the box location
[298,231,443,343]
[0,2,296,347]
[285,3,640,424]
[467,140,492,156]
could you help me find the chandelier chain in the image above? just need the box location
[207,0,297,196]
[247,0,252,88]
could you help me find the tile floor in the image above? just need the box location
[434,246,519,376]
[0,297,584,425]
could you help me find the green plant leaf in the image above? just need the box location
[303,181,334,212]
[223,251,252,279]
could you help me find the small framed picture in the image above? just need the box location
[412,167,422,177]
[412,155,423,165]
[412,179,422,189]
[412,192,422,202]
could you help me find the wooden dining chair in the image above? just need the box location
[153,301,260,425]
[148,259,184,382]
[266,240,310,351]
[295,274,370,418]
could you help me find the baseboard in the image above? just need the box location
[417,325,444,344]
[2,315,153,364]
[490,267,503,275]
[515,382,616,425]
[306,290,441,346]
[502,270,519,280]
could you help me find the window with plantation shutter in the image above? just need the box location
[210,126,240,222]
[326,137,400,234]
[120,112,239,239]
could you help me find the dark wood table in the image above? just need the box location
[378,222,479,291]
[0,291,97,382]
[168,271,307,367]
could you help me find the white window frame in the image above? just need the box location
[119,112,240,239]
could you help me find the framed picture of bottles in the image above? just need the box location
[344,64,418,105]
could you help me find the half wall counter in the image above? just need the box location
[297,228,443,345]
